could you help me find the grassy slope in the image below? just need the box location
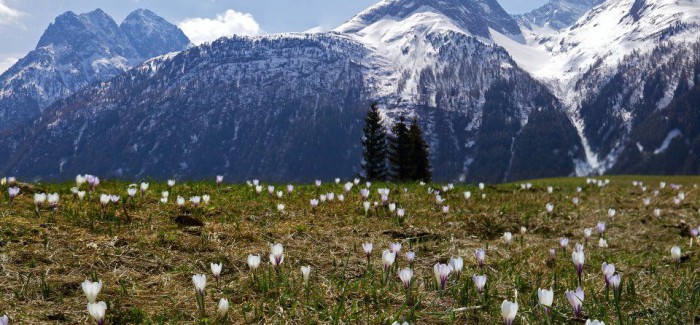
[0,175,699,324]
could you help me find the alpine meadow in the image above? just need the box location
[0,0,699,324]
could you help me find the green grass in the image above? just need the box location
[0,175,699,324]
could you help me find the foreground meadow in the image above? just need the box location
[0,175,699,324]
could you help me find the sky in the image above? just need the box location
[0,0,548,73]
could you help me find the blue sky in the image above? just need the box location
[0,0,547,72]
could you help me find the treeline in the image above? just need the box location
[361,103,431,182]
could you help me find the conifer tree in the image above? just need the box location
[408,117,432,181]
[389,116,412,181]
[361,102,388,181]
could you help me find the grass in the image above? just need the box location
[0,175,699,324]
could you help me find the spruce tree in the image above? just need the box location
[361,102,388,181]
[409,117,432,181]
[388,116,412,181]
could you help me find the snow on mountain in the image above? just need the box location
[0,9,190,131]
[515,0,605,33]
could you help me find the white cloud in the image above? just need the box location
[0,56,18,74]
[0,0,21,25]
[179,9,261,45]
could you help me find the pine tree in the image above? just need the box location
[388,116,412,181]
[361,102,388,181]
[408,117,432,181]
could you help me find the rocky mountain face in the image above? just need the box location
[0,9,190,131]
[0,0,586,182]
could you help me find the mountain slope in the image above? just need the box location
[0,9,190,131]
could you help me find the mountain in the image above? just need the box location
[0,9,190,131]
[515,0,605,33]
[0,0,586,183]
[497,0,700,175]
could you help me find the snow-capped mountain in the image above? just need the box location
[0,9,190,131]
[2,0,698,181]
[0,0,586,182]
[515,0,605,33]
[497,0,700,174]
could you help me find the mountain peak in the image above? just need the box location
[335,0,521,39]
[120,8,190,58]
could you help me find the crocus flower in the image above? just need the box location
[247,254,261,270]
[503,232,513,244]
[140,182,149,195]
[449,257,464,279]
[8,187,19,202]
[382,250,396,271]
[654,209,661,217]
[559,237,569,249]
[549,248,556,259]
[479,183,485,191]
[538,288,553,310]
[546,203,554,214]
[110,195,120,205]
[344,182,353,193]
[252,179,259,186]
[608,208,616,218]
[397,208,405,218]
[389,203,396,213]
[362,242,373,259]
[216,175,224,186]
[277,191,283,198]
[598,238,608,248]
[390,242,402,253]
[353,178,360,185]
[192,274,207,295]
[202,195,210,205]
[255,185,263,194]
[609,274,621,291]
[269,243,284,269]
[87,301,107,325]
[177,196,185,208]
[81,279,102,303]
[475,248,486,269]
[99,194,110,208]
[190,196,201,208]
[319,194,327,203]
[501,299,518,325]
[566,287,584,318]
[0,314,7,325]
[76,175,87,187]
[167,179,176,188]
[584,228,592,241]
[360,188,369,200]
[217,298,229,318]
[398,268,413,289]
[315,180,322,187]
[363,201,370,213]
[473,274,487,295]
[585,320,605,325]
[405,251,415,263]
[602,262,615,288]
[597,222,606,236]
[301,266,311,285]
[287,184,294,193]
[547,186,553,194]
[572,197,580,206]
[277,204,285,212]
[643,198,650,206]
[572,251,585,282]
[211,263,222,281]
[433,263,451,290]
[78,191,86,200]
[671,246,682,263]
[464,191,472,200]
[47,193,59,209]
[34,193,46,208]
